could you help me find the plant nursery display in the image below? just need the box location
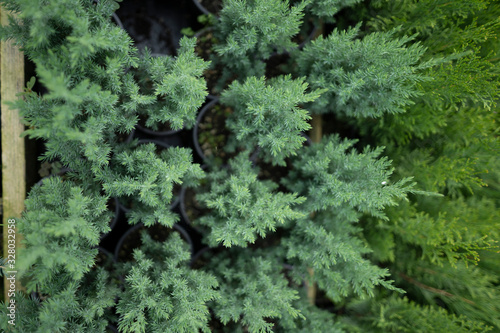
[0,0,499,332]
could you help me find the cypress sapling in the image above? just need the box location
[207,249,303,333]
[282,134,416,218]
[362,296,494,333]
[276,292,346,332]
[117,232,219,333]
[0,269,118,333]
[282,209,403,302]
[102,143,205,227]
[195,153,306,247]
[220,75,323,166]
[294,24,428,118]
[214,0,308,80]
[17,177,110,291]
[131,38,210,131]
[298,0,363,21]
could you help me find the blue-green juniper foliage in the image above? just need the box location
[0,0,498,331]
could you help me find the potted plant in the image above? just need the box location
[187,153,305,247]
[213,0,308,83]
[220,75,323,166]
[1,0,499,331]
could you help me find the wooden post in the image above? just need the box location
[309,113,322,144]
[304,17,326,306]
[1,7,25,303]
[306,115,321,306]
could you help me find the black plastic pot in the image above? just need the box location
[93,246,115,270]
[114,128,136,145]
[193,97,219,164]
[111,11,124,30]
[297,21,319,50]
[91,247,125,295]
[34,164,72,186]
[135,122,182,137]
[192,0,221,16]
[115,2,175,56]
[179,162,209,227]
[193,97,243,167]
[179,184,205,227]
[116,0,199,56]
[93,0,124,29]
[190,245,221,269]
[106,325,119,333]
[114,222,193,262]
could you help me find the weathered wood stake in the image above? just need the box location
[1,6,25,302]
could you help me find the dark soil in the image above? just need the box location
[314,289,337,313]
[172,183,182,206]
[93,248,115,271]
[197,103,236,166]
[105,325,119,333]
[255,157,293,193]
[107,197,118,229]
[118,8,176,55]
[265,53,292,79]
[190,246,224,269]
[113,130,134,144]
[195,29,216,62]
[182,187,207,223]
[195,29,226,95]
[293,18,318,49]
[247,227,286,250]
[37,160,64,178]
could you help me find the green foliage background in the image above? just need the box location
[0,0,498,332]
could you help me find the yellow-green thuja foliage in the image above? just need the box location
[336,0,500,330]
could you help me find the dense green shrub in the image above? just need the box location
[214,0,307,80]
[116,233,219,333]
[195,153,305,247]
[340,0,500,330]
[294,24,429,118]
[0,0,498,331]
[220,75,322,165]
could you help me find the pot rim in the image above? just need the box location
[192,97,220,164]
[192,0,214,16]
[135,123,182,137]
[114,222,194,262]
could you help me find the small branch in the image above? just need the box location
[309,114,322,144]
[306,267,316,305]
[399,272,475,305]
